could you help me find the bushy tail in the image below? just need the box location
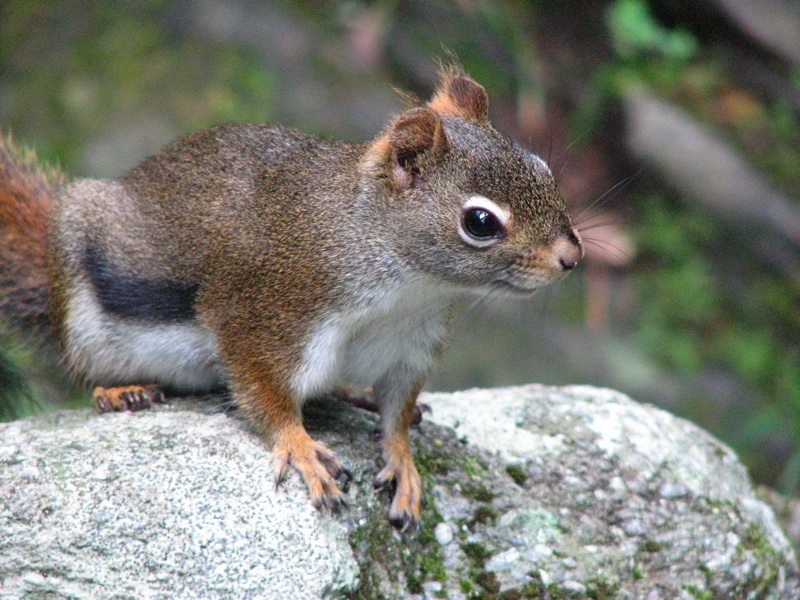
[0,135,69,418]
[0,134,62,336]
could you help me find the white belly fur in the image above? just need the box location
[64,284,223,390]
[64,278,453,399]
[291,280,455,401]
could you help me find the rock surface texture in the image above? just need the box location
[1,385,797,599]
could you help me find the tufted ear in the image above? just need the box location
[366,106,450,190]
[428,72,489,122]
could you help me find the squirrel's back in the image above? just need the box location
[113,123,359,278]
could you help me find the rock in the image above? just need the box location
[1,385,797,599]
[434,521,454,546]
[0,403,359,599]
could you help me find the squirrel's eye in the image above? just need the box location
[463,208,501,239]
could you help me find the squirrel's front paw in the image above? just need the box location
[273,428,348,512]
[94,385,165,412]
[374,455,423,532]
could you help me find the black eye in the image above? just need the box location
[463,208,501,239]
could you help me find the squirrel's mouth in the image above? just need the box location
[486,277,542,297]
[490,264,572,296]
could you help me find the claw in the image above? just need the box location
[274,454,291,490]
[96,392,112,413]
[272,429,347,512]
[373,470,394,492]
[410,403,432,426]
[150,387,166,404]
[121,391,134,411]
[93,385,165,413]
[389,511,420,534]
[338,466,352,493]
[374,450,423,533]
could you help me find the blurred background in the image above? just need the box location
[1,0,798,497]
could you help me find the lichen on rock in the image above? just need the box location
[1,385,797,599]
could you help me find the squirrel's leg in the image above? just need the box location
[333,386,430,426]
[94,384,165,412]
[237,373,347,511]
[373,376,424,531]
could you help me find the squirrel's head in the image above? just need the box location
[361,68,583,296]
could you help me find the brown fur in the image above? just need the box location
[428,68,490,122]
[0,135,62,337]
[0,69,582,532]
[374,380,425,528]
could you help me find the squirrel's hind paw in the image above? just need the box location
[94,384,165,412]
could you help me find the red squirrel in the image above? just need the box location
[0,68,582,530]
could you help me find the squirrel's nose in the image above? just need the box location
[556,229,583,271]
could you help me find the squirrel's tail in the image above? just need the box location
[0,135,69,418]
[0,134,62,337]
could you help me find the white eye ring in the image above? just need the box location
[458,195,510,248]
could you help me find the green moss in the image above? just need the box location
[349,497,450,598]
[462,484,496,503]
[462,542,492,566]
[459,540,508,599]
[415,449,451,477]
[471,505,498,526]
[586,578,622,599]
[639,539,663,553]
[505,464,528,487]
[410,508,449,591]
[348,516,394,600]
[683,584,712,600]
[518,578,546,598]
[736,524,780,596]
[475,571,500,594]
[420,548,448,584]
[463,455,488,477]
[741,524,773,554]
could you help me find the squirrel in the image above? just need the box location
[0,68,582,530]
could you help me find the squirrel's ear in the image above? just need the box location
[365,106,450,190]
[428,73,489,122]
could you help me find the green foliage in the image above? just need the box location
[0,0,274,172]
[0,347,37,421]
[634,194,720,374]
[633,191,800,487]
[578,1,800,490]
[607,0,698,61]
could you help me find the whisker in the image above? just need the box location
[574,173,639,226]
[577,219,629,233]
[450,284,506,331]
[557,129,592,177]
[562,129,591,157]
[358,267,510,342]
[582,238,633,262]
